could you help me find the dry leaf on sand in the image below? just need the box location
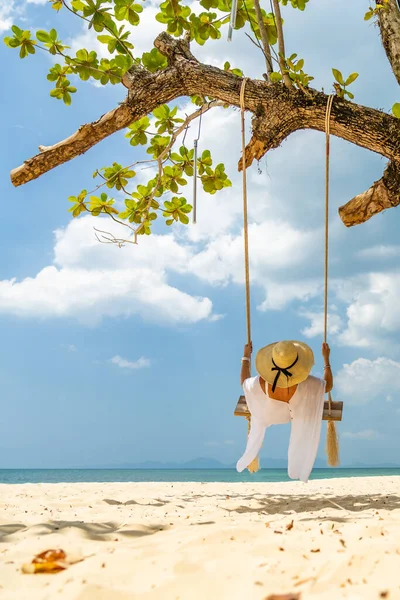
[22,549,84,574]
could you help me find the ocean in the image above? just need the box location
[1,468,400,484]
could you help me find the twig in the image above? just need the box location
[253,0,273,77]
[35,42,124,83]
[271,0,293,89]
[61,0,136,61]
[94,100,224,245]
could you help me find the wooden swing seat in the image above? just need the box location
[234,395,343,421]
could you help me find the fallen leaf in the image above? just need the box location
[340,539,346,548]
[310,549,320,553]
[286,521,294,531]
[22,549,83,575]
[274,530,283,535]
[279,547,285,551]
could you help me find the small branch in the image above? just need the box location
[253,0,273,77]
[94,227,136,247]
[91,100,224,244]
[339,160,400,226]
[61,0,135,60]
[271,0,293,88]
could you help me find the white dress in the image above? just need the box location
[236,375,326,482]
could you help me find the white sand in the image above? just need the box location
[1,476,400,599]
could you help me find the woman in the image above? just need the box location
[236,340,333,482]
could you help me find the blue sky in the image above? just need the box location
[1,0,400,469]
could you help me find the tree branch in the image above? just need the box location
[238,90,400,169]
[271,0,292,89]
[377,0,400,85]
[339,160,400,226]
[9,32,400,227]
[10,104,136,187]
[253,0,273,77]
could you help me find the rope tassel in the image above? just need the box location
[326,393,339,466]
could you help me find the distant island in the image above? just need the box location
[85,457,400,470]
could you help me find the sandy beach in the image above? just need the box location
[1,476,400,599]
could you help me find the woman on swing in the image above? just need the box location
[237,340,333,483]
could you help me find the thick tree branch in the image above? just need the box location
[11,104,134,187]
[238,90,400,169]
[339,161,400,226]
[377,0,400,85]
[9,33,400,227]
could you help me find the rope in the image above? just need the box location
[240,78,259,474]
[228,0,238,42]
[324,94,334,415]
[192,110,203,224]
[240,78,251,349]
[324,94,339,467]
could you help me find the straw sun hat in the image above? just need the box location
[255,340,315,392]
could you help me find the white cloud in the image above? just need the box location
[0,216,213,326]
[335,357,400,405]
[300,310,343,338]
[0,0,16,32]
[357,245,400,260]
[111,355,150,370]
[68,344,77,352]
[187,219,322,310]
[342,430,379,440]
[258,279,320,312]
[337,272,400,349]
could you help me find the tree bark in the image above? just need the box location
[377,0,400,85]
[339,161,400,226]
[9,33,400,228]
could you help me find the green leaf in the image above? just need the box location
[392,103,400,118]
[141,48,168,73]
[71,0,86,10]
[114,0,143,26]
[364,9,374,20]
[270,72,282,82]
[50,0,63,10]
[344,72,359,86]
[36,30,51,43]
[125,116,150,146]
[332,68,344,86]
